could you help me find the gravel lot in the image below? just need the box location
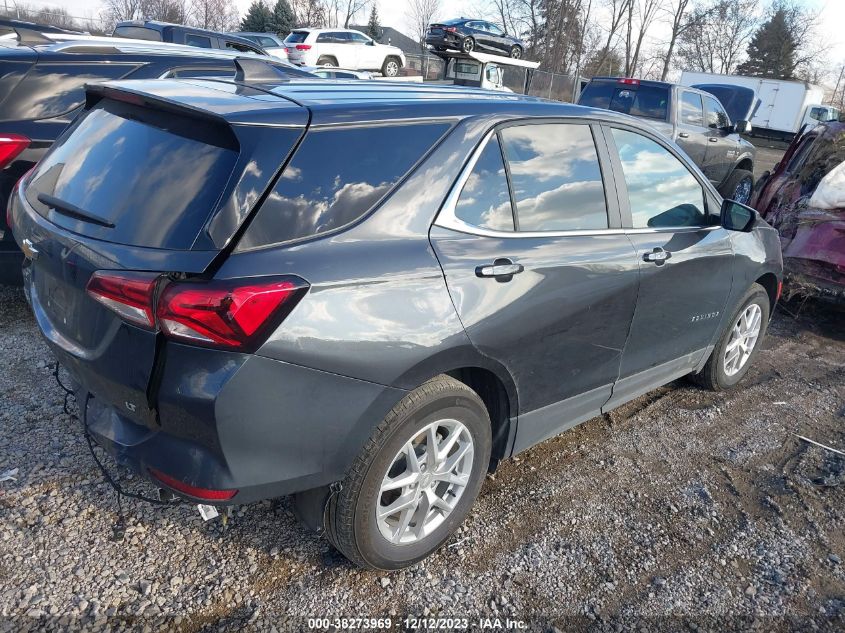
[1,283,843,632]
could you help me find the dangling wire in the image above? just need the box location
[52,362,180,540]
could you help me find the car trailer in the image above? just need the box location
[429,49,540,94]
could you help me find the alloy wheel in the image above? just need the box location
[723,303,762,376]
[385,61,399,76]
[376,419,474,545]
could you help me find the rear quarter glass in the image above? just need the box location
[24,98,239,250]
[237,121,453,250]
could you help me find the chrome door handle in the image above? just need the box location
[643,248,671,265]
[708,137,719,142]
[678,132,689,138]
[475,258,524,279]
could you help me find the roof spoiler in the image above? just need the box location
[233,58,291,83]
[14,27,52,45]
[85,83,230,127]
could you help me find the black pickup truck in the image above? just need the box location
[579,77,757,204]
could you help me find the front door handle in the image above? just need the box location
[709,137,719,142]
[475,258,524,280]
[678,132,690,138]
[643,247,671,265]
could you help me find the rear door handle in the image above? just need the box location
[678,132,689,138]
[475,258,524,280]
[709,137,719,142]
[643,247,671,265]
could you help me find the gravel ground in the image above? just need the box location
[1,284,843,632]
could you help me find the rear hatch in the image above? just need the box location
[10,79,307,426]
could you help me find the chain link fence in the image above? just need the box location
[404,53,577,103]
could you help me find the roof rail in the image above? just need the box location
[233,58,290,83]
[14,27,52,45]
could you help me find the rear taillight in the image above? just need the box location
[445,26,457,32]
[0,134,30,170]
[86,272,308,351]
[149,468,237,501]
[776,279,783,302]
[295,44,311,50]
[156,276,307,351]
[86,271,159,328]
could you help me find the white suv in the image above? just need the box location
[284,28,406,77]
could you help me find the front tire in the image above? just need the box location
[719,168,754,205]
[324,375,492,570]
[510,45,522,59]
[690,284,770,391]
[462,37,475,53]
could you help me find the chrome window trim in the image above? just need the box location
[434,127,722,239]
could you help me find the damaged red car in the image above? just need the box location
[752,121,845,304]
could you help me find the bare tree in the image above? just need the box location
[592,0,632,78]
[101,0,188,29]
[189,0,238,31]
[660,0,693,80]
[624,0,662,77]
[406,0,441,53]
[290,0,326,26]
[675,0,758,75]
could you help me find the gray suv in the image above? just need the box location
[10,68,783,570]
[579,77,757,204]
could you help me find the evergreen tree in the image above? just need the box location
[269,0,295,36]
[240,0,273,32]
[366,4,381,42]
[736,8,798,79]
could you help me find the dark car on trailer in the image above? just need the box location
[578,77,757,204]
[426,18,525,59]
[0,30,311,284]
[10,67,782,570]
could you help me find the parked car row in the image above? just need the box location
[0,28,313,284]
[7,59,782,569]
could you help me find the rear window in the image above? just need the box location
[285,31,310,44]
[113,26,162,41]
[579,81,669,121]
[0,63,138,121]
[238,122,452,249]
[25,99,239,249]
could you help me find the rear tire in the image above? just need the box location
[316,56,337,67]
[690,284,770,391]
[719,168,754,205]
[381,56,401,77]
[324,375,492,570]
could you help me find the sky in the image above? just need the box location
[16,0,845,69]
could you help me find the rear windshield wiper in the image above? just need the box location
[37,193,115,228]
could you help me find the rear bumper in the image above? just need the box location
[783,258,845,304]
[426,34,461,49]
[67,344,407,505]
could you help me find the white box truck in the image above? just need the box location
[679,71,831,141]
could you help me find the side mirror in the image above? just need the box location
[721,199,757,232]
[734,119,752,134]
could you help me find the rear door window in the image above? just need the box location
[239,122,452,249]
[113,26,162,41]
[500,123,608,231]
[0,62,139,121]
[185,34,213,48]
[680,91,704,126]
[454,135,514,231]
[25,99,239,249]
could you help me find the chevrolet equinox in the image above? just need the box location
[10,65,783,570]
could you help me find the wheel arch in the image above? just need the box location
[755,271,780,313]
